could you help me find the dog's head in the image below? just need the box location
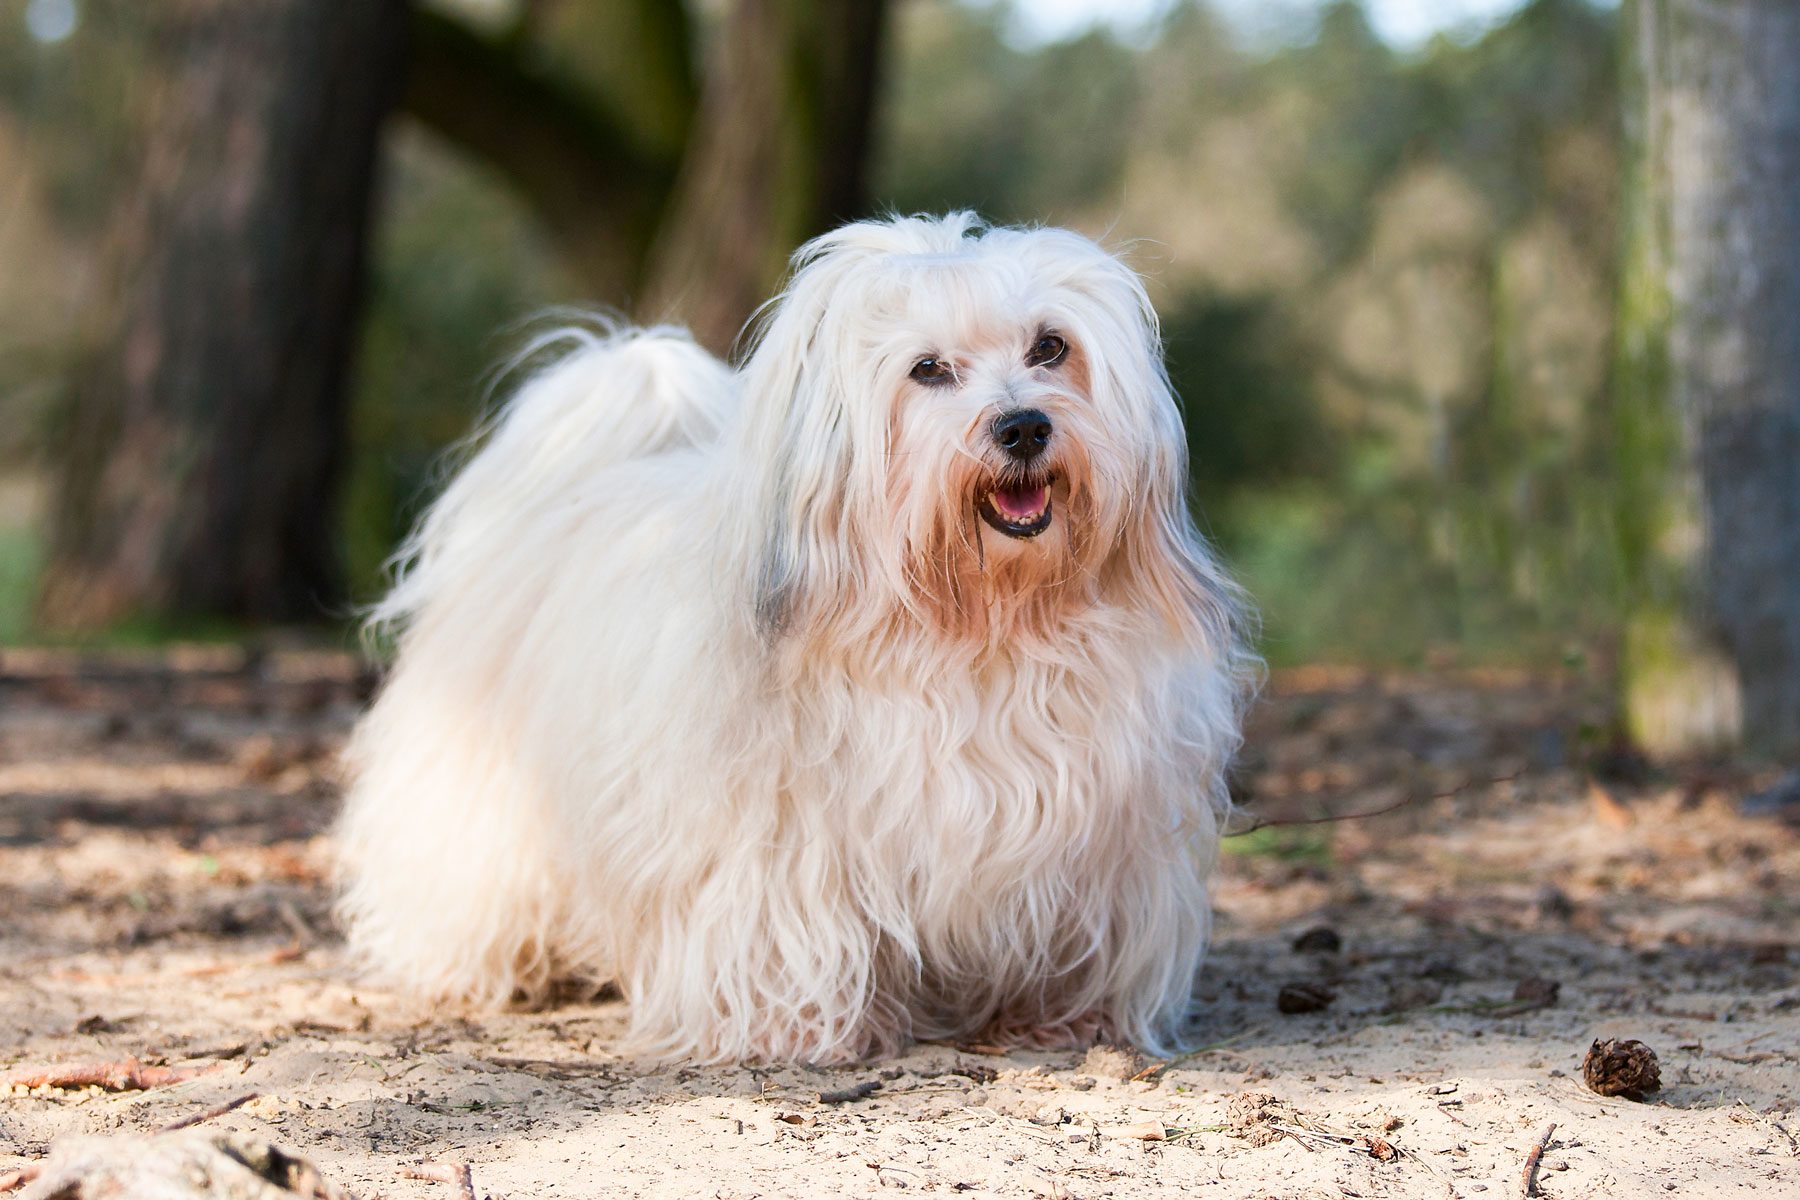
[736,213,1235,653]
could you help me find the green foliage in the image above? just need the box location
[877,4,1141,221]
[343,129,572,601]
[0,525,39,644]
[1161,295,1331,512]
[0,0,1633,667]
[873,0,1625,666]
[1221,823,1335,867]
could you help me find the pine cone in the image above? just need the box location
[1581,1038,1661,1100]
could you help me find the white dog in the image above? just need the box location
[336,213,1252,1064]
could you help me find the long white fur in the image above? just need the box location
[336,213,1254,1064]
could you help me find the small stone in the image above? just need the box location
[1291,926,1342,954]
[1513,977,1561,1007]
[1581,1038,1661,1101]
[1533,885,1576,922]
[1277,982,1334,1014]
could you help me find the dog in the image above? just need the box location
[335,212,1253,1063]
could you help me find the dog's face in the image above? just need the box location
[891,316,1091,553]
[739,215,1225,650]
[874,290,1138,639]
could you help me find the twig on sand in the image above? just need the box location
[4,1057,217,1093]
[0,1165,42,1194]
[1227,772,1523,837]
[276,899,317,946]
[401,1160,477,1200]
[816,1080,882,1104]
[159,1092,260,1133]
[1431,995,1557,1020]
[1520,1121,1558,1199]
[1269,1124,1319,1152]
[1267,1121,1400,1162]
[182,943,307,978]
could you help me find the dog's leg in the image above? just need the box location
[335,665,569,1008]
[609,834,916,1063]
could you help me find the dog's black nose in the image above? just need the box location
[993,409,1052,461]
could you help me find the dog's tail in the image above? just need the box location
[371,320,733,635]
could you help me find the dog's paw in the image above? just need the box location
[968,1007,1117,1052]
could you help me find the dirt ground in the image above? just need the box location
[1,646,1796,1199]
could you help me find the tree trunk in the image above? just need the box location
[402,5,681,302]
[38,0,406,631]
[639,0,888,353]
[1617,0,1800,758]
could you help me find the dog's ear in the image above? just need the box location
[732,230,885,642]
[1022,231,1251,665]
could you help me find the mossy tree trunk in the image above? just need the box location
[37,0,889,634]
[39,0,406,630]
[638,0,887,352]
[1616,0,1800,758]
[405,0,889,354]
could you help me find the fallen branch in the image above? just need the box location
[5,1057,217,1093]
[182,943,307,979]
[1520,1121,1557,1199]
[1228,772,1523,837]
[0,1165,41,1194]
[276,899,316,946]
[401,1160,476,1200]
[159,1092,260,1133]
[816,1080,882,1104]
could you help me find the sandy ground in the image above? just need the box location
[1,647,1796,1199]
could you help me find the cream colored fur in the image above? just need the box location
[335,214,1253,1064]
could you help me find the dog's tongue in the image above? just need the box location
[993,484,1048,520]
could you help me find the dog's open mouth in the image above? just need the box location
[978,478,1054,538]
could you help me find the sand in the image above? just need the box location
[1,648,1795,1198]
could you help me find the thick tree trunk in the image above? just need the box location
[399,1,886,338]
[1618,0,1800,758]
[38,0,405,630]
[639,0,888,353]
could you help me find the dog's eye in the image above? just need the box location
[910,357,954,385]
[1026,333,1068,369]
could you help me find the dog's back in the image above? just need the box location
[337,322,733,1007]
[370,323,733,633]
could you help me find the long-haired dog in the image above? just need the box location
[336,213,1253,1064]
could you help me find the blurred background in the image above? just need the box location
[1,0,1795,758]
